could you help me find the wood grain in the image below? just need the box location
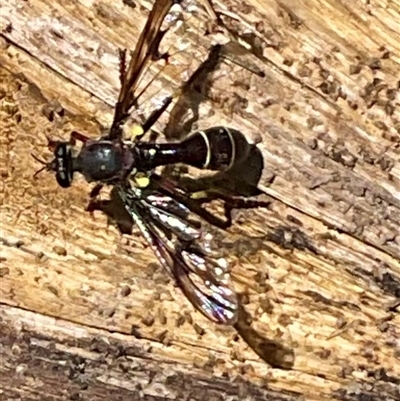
[0,0,399,400]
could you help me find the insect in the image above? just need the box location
[33,0,259,324]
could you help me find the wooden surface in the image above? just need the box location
[1,0,399,400]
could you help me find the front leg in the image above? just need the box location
[44,131,89,153]
[89,184,103,199]
[71,130,90,145]
[86,184,104,218]
[86,185,134,235]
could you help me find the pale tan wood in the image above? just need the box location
[0,0,399,400]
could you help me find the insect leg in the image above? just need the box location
[89,184,104,199]
[71,131,90,144]
[85,184,104,220]
[188,187,271,228]
[142,95,174,134]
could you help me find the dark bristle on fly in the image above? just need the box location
[32,0,265,326]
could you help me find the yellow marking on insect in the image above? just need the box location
[134,173,150,188]
[128,125,144,140]
[190,187,230,200]
[189,190,209,200]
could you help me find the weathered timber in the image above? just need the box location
[0,0,399,400]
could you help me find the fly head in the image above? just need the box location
[32,141,74,188]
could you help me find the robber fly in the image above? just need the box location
[33,0,256,324]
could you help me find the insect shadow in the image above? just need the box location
[164,43,224,141]
[234,300,295,369]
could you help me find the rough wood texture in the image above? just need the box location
[1,0,399,400]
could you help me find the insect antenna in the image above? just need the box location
[31,153,54,178]
[31,133,66,178]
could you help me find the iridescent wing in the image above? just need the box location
[106,0,234,143]
[109,0,176,138]
[118,185,238,325]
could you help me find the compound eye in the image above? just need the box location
[54,143,74,188]
[56,171,73,188]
